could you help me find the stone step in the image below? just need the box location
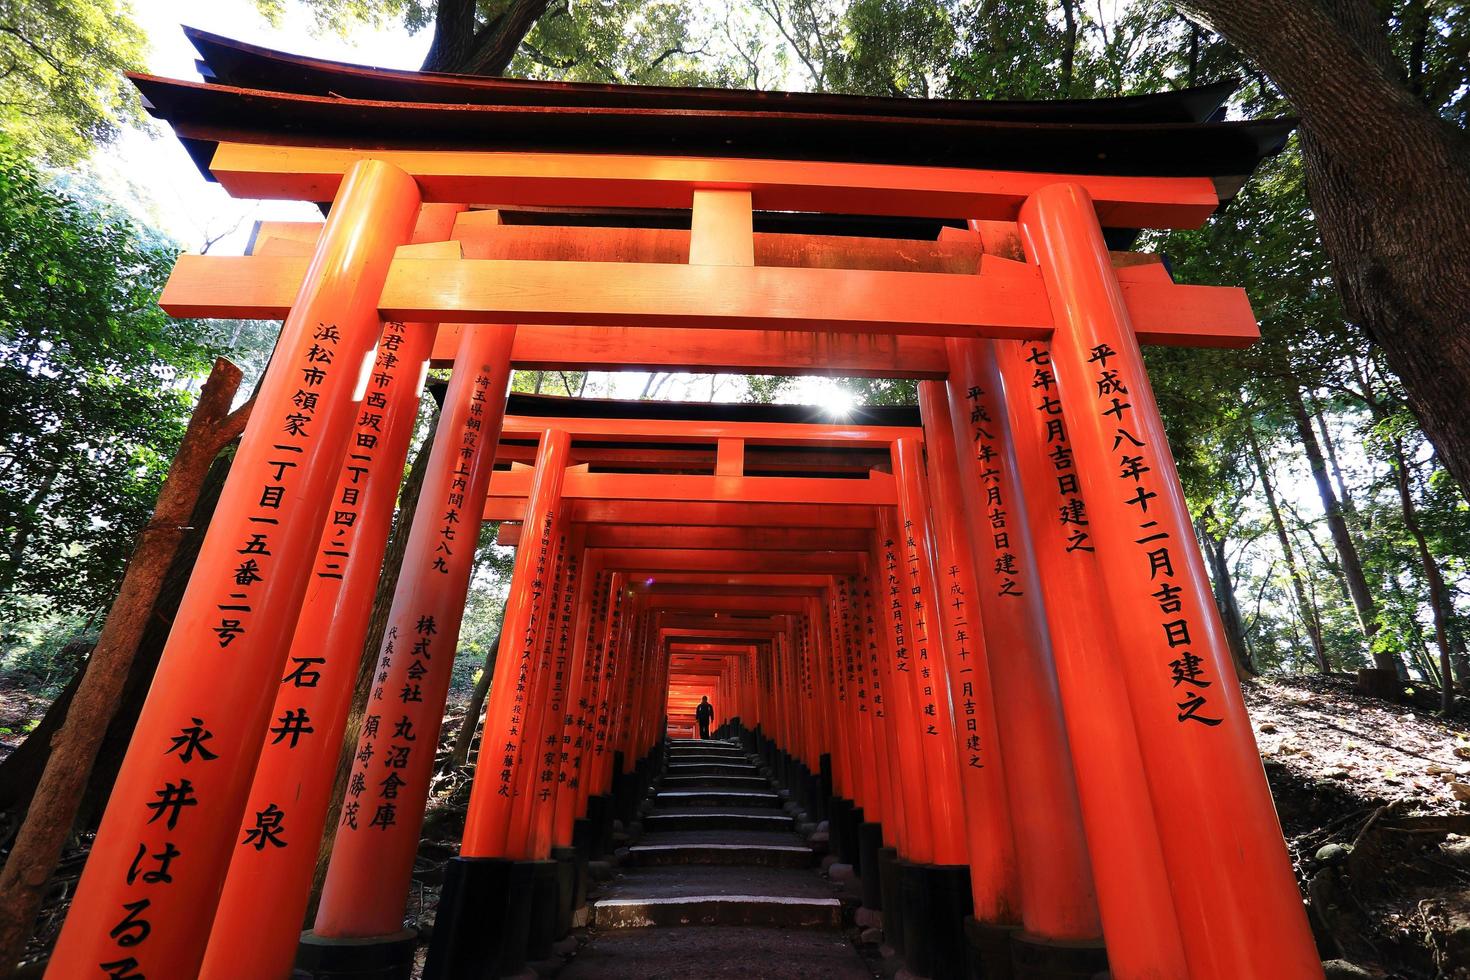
[626,842,816,869]
[592,893,842,930]
[666,752,753,764]
[589,867,842,931]
[665,762,762,777]
[659,774,771,790]
[556,926,873,978]
[667,738,739,748]
[644,809,794,833]
[655,790,781,809]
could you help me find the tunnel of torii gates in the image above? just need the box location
[42,27,1326,980]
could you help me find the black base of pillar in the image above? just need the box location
[964,917,1019,980]
[551,846,578,940]
[928,864,973,980]
[858,823,884,911]
[900,861,937,978]
[422,856,516,980]
[829,798,850,863]
[296,928,417,980]
[846,806,864,876]
[570,817,593,912]
[878,847,904,956]
[496,860,537,977]
[1010,931,1109,980]
[527,859,559,961]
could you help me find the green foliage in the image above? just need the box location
[0,0,147,164]
[0,139,217,657]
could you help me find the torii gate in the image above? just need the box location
[46,28,1323,980]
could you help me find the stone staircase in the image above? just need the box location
[559,737,873,977]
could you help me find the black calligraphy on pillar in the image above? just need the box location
[899,521,941,736]
[1081,341,1221,727]
[964,382,1028,596]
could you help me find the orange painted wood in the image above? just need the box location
[313,323,517,937]
[497,523,869,551]
[159,253,1258,348]
[1020,182,1321,978]
[592,547,861,575]
[46,161,424,978]
[209,143,1221,227]
[487,467,898,506]
[994,339,1188,974]
[498,414,922,447]
[460,431,572,858]
[689,190,755,266]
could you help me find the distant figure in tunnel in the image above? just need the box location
[695,696,714,739]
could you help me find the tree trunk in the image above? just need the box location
[447,630,503,770]
[1389,574,1442,685]
[1175,0,1470,501]
[1389,436,1456,712]
[1247,422,1330,672]
[307,399,440,919]
[1285,382,1391,668]
[1196,506,1255,679]
[0,360,245,975]
[1313,398,1359,525]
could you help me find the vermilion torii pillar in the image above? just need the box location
[309,322,516,952]
[1019,182,1323,979]
[996,334,1189,979]
[202,204,463,980]
[200,311,438,980]
[912,383,1020,929]
[941,336,1104,954]
[46,159,421,980]
[459,429,572,857]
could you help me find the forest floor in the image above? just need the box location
[4,674,1470,976]
[1242,674,1470,978]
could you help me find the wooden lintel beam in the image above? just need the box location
[209,142,1221,228]
[498,415,920,447]
[486,466,897,506]
[495,523,869,550]
[481,499,879,528]
[595,547,861,574]
[161,254,1258,348]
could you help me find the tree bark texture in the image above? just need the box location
[1176,0,1470,500]
[1285,383,1392,669]
[421,0,551,75]
[0,359,245,976]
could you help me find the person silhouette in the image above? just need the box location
[695,695,714,740]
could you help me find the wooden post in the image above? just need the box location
[310,322,516,941]
[1019,181,1322,979]
[45,160,421,980]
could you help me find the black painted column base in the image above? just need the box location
[421,856,532,980]
[964,917,1019,980]
[900,861,937,978]
[420,857,500,979]
[846,806,865,876]
[551,846,578,941]
[858,822,884,911]
[296,928,417,980]
[877,846,904,957]
[526,859,559,961]
[927,864,973,980]
[829,798,851,863]
[1010,932,1109,980]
